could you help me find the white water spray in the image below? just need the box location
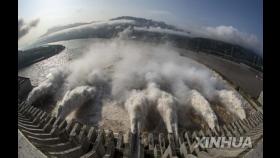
[27,31,248,133]
[186,90,218,129]
[125,90,149,133]
[215,90,246,120]
[56,86,96,119]
[27,69,67,105]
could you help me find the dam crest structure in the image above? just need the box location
[18,76,263,158]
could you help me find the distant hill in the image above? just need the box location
[31,16,262,71]
[110,16,185,32]
[34,16,190,46]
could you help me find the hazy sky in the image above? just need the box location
[18,0,263,48]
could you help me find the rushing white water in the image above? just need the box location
[26,31,248,133]
[55,86,96,119]
[125,90,149,133]
[146,83,178,133]
[27,69,67,105]
[157,92,178,134]
[186,90,218,129]
[215,89,246,120]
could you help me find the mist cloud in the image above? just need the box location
[203,25,262,54]
[137,25,263,54]
[27,31,247,133]
[18,18,40,40]
[134,26,190,37]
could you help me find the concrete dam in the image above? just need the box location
[18,67,263,158]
